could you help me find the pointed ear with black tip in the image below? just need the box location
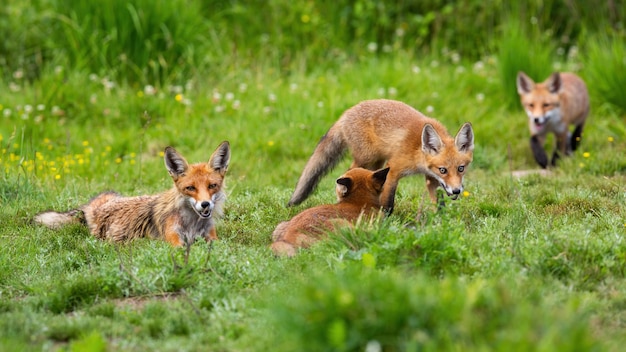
[372,167,390,191]
[209,141,231,175]
[516,71,534,95]
[336,176,353,198]
[422,124,443,155]
[546,72,562,94]
[164,146,189,180]
[455,123,474,153]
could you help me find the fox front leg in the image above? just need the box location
[530,135,548,169]
[425,175,446,209]
[205,226,218,241]
[379,173,399,215]
[163,217,185,247]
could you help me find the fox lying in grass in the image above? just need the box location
[272,167,389,257]
[34,142,231,247]
[516,71,590,168]
[288,99,474,213]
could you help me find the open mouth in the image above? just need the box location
[533,117,548,127]
[440,184,461,200]
[192,207,212,219]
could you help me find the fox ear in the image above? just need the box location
[209,141,231,175]
[455,122,474,153]
[422,124,443,155]
[336,177,352,198]
[516,71,534,94]
[546,72,562,94]
[372,167,390,191]
[164,146,189,179]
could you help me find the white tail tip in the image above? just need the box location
[33,211,77,229]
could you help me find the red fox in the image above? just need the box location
[272,167,389,257]
[34,142,231,247]
[516,71,590,168]
[287,99,474,213]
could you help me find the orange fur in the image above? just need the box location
[288,99,474,212]
[34,142,230,247]
[272,167,389,257]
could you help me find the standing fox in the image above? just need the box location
[34,142,231,247]
[272,167,389,257]
[288,99,474,213]
[516,71,590,168]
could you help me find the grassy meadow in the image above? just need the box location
[1,1,626,351]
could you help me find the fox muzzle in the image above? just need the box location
[189,198,214,218]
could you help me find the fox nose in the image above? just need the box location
[452,189,461,195]
[201,201,211,209]
[534,118,541,124]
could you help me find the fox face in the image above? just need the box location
[422,123,474,199]
[165,142,230,219]
[517,72,564,135]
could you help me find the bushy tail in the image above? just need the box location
[288,125,346,206]
[33,209,83,229]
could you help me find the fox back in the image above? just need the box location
[288,99,473,212]
[34,142,231,247]
[517,72,589,167]
[272,167,389,257]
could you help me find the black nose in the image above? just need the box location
[201,201,211,208]
[534,118,541,124]
[452,189,461,195]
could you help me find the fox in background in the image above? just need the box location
[272,167,389,257]
[288,99,474,213]
[34,142,231,248]
[516,71,590,168]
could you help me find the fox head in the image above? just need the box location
[335,167,390,206]
[517,71,563,133]
[422,123,474,200]
[164,141,230,219]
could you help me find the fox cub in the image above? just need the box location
[272,167,389,257]
[517,71,590,168]
[34,142,231,247]
[288,99,474,213]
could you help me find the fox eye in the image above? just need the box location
[185,186,196,192]
[528,103,534,108]
[208,183,217,190]
[439,167,447,174]
[542,103,550,108]
[458,165,465,172]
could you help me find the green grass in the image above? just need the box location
[583,31,626,113]
[2,51,626,350]
[2,1,626,351]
